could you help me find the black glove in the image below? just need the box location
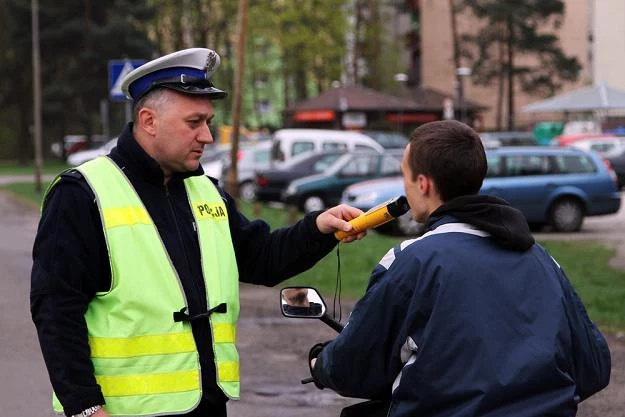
[308,341,330,390]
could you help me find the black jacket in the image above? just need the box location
[30,123,338,416]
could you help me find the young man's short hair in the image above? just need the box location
[407,120,487,202]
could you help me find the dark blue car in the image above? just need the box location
[342,147,621,234]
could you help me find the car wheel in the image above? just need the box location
[548,198,584,232]
[302,195,326,213]
[239,181,257,203]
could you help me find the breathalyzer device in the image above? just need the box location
[335,195,410,240]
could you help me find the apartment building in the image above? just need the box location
[592,0,625,91]
[418,0,591,129]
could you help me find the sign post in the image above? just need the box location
[108,59,146,123]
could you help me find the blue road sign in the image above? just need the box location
[108,59,146,102]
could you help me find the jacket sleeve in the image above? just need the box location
[311,250,415,398]
[220,187,339,286]
[30,177,107,416]
[557,268,611,401]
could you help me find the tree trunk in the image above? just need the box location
[282,62,290,113]
[449,0,463,123]
[366,0,381,90]
[506,18,515,131]
[294,66,308,101]
[496,24,505,131]
[17,95,31,165]
[248,42,263,127]
[352,0,362,85]
[225,0,248,202]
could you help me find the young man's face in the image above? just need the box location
[401,144,429,224]
[150,91,215,177]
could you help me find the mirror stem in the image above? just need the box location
[320,313,344,333]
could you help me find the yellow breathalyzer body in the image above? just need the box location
[335,196,410,240]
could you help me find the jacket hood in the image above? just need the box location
[428,195,535,251]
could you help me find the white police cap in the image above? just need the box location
[121,48,227,101]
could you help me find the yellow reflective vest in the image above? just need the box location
[48,156,240,416]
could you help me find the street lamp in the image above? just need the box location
[456,66,472,124]
[394,73,408,132]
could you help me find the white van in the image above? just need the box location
[270,129,384,165]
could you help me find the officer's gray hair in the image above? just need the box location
[132,88,170,121]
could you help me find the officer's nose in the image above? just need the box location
[198,122,214,144]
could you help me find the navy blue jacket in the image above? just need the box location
[313,196,610,417]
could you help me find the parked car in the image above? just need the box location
[361,130,409,149]
[568,136,625,158]
[341,146,621,234]
[221,141,273,201]
[282,150,403,212]
[607,148,625,189]
[270,128,384,165]
[480,131,538,147]
[550,132,613,147]
[66,138,118,166]
[255,150,346,203]
[201,141,273,201]
[200,144,232,178]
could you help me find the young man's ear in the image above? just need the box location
[137,107,157,136]
[416,174,430,195]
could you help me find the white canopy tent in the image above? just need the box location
[523,82,625,113]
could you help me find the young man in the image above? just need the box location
[311,120,611,417]
[30,48,363,417]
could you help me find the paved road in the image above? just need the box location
[0,191,51,415]
[534,193,625,270]
[0,174,55,186]
[0,187,623,416]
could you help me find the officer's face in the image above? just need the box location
[151,91,215,177]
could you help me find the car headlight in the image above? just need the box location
[284,183,297,196]
[347,191,379,206]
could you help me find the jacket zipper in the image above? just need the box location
[165,183,207,312]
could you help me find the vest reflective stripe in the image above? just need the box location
[217,362,240,382]
[89,332,196,358]
[47,156,240,416]
[88,323,235,358]
[102,206,152,228]
[97,369,199,397]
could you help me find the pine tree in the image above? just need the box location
[460,0,581,129]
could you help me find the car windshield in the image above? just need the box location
[279,150,344,169]
[312,154,344,172]
[363,131,408,148]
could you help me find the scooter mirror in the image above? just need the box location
[280,287,327,319]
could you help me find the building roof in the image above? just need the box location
[288,85,488,112]
[405,86,489,111]
[523,82,625,113]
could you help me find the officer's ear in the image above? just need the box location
[137,107,158,136]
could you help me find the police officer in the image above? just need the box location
[30,48,364,417]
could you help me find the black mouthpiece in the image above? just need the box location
[387,196,410,218]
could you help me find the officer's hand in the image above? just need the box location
[316,204,366,242]
[94,408,109,417]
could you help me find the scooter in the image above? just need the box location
[279,286,391,417]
